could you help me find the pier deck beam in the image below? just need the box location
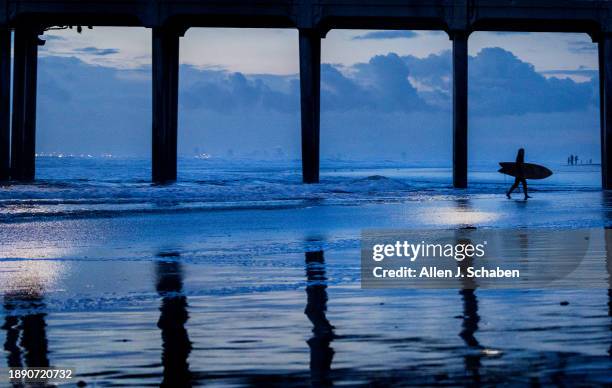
[299,29,321,184]
[11,26,40,181]
[152,27,180,183]
[452,31,469,189]
[0,29,11,181]
[601,34,612,189]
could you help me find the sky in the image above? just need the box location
[35,27,600,164]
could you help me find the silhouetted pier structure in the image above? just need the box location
[0,0,611,187]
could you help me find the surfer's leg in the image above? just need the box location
[507,179,519,198]
[521,179,531,199]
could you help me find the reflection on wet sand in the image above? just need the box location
[2,291,49,370]
[305,249,335,387]
[456,234,482,384]
[605,228,612,357]
[156,255,192,387]
[602,194,612,356]
[444,197,499,227]
[458,287,482,383]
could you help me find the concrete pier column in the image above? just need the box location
[11,26,40,181]
[452,31,469,189]
[299,29,321,184]
[0,29,11,181]
[600,35,612,189]
[152,27,180,183]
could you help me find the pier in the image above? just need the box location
[0,0,610,187]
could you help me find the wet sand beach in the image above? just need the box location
[1,159,611,386]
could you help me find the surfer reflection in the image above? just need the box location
[304,250,335,387]
[2,290,50,370]
[506,148,531,200]
[156,255,192,387]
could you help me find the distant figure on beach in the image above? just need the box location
[506,148,531,200]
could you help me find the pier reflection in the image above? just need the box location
[456,234,482,383]
[2,290,49,370]
[155,254,192,387]
[458,287,482,382]
[304,249,335,387]
[601,192,612,357]
[601,192,612,226]
[605,228,612,357]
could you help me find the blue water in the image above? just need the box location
[0,157,610,386]
[0,157,601,222]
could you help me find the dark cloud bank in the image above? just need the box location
[352,30,419,40]
[73,46,121,56]
[37,47,599,163]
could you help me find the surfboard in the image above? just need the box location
[498,162,553,180]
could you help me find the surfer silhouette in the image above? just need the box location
[506,148,531,200]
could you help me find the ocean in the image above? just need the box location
[0,157,610,386]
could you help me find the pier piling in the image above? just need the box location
[152,27,180,183]
[0,29,10,181]
[0,1,608,188]
[11,26,39,181]
[299,29,321,184]
[600,35,612,189]
[452,31,469,189]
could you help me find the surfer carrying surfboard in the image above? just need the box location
[506,148,531,200]
[499,150,552,199]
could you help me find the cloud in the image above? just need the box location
[467,47,597,115]
[179,52,429,114]
[74,46,120,56]
[488,31,531,36]
[352,31,418,40]
[401,51,452,107]
[37,48,596,118]
[352,53,427,111]
[42,35,66,42]
[540,67,597,79]
[567,40,597,54]
[179,67,298,113]
[33,48,599,161]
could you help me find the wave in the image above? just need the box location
[0,158,602,221]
